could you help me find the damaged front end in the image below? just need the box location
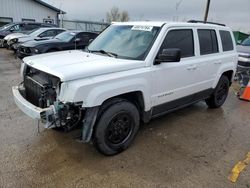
[14,65,84,130]
[13,65,99,142]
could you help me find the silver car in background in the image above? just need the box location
[5,27,66,50]
[236,37,250,87]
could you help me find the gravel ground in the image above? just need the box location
[0,49,250,188]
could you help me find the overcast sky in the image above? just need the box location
[44,0,250,32]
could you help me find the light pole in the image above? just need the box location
[204,0,211,22]
[59,0,64,28]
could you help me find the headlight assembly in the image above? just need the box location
[13,38,18,43]
[33,48,39,53]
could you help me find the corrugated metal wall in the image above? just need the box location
[0,0,58,24]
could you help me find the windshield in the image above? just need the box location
[0,23,15,31]
[55,32,76,42]
[242,38,250,46]
[88,25,160,60]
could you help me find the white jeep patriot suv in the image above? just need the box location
[13,21,238,155]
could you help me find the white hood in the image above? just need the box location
[4,33,27,41]
[23,50,145,82]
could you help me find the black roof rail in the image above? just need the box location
[187,20,226,27]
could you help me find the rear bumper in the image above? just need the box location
[12,86,55,120]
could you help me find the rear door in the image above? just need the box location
[194,28,221,91]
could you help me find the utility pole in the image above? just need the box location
[174,0,183,21]
[59,0,64,28]
[204,0,211,22]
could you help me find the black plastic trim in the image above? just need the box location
[142,88,214,122]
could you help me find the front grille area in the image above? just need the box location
[24,66,60,108]
[238,61,250,67]
[24,76,47,107]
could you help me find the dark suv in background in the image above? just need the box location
[17,31,98,58]
[0,22,57,47]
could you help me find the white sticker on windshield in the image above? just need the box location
[131,25,153,32]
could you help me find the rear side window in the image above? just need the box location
[198,29,218,55]
[39,30,56,37]
[220,30,234,51]
[160,29,194,58]
[55,29,64,35]
[24,24,39,30]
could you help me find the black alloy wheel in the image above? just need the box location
[105,112,133,147]
[205,75,229,108]
[93,99,140,156]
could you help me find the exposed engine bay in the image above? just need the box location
[20,65,84,131]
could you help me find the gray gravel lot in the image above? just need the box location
[0,49,250,188]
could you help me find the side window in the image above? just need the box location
[24,24,39,31]
[159,29,194,58]
[10,24,20,31]
[19,24,26,31]
[82,35,90,44]
[198,29,218,55]
[75,33,81,40]
[40,30,58,38]
[55,30,64,35]
[220,30,234,51]
[76,33,89,44]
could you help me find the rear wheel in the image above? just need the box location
[93,99,140,156]
[205,75,229,108]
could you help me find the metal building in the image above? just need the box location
[0,0,65,26]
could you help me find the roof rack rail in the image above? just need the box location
[187,20,226,27]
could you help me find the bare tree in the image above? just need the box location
[120,11,129,22]
[106,7,129,22]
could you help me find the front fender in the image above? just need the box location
[59,75,151,111]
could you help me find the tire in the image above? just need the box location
[93,99,140,156]
[205,75,229,108]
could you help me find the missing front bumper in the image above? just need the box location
[12,86,56,127]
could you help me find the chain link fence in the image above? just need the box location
[60,20,109,32]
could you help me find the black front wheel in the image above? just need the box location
[205,75,229,108]
[93,99,140,156]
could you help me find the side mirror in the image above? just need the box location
[10,28,15,32]
[88,39,94,45]
[155,48,181,64]
[74,38,81,43]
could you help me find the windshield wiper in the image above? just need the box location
[89,49,118,58]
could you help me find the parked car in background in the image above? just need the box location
[236,37,250,86]
[0,22,57,47]
[17,31,98,58]
[6,27,66,50]
[237,37,250,68]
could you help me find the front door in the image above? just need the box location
[151,29,199,115]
